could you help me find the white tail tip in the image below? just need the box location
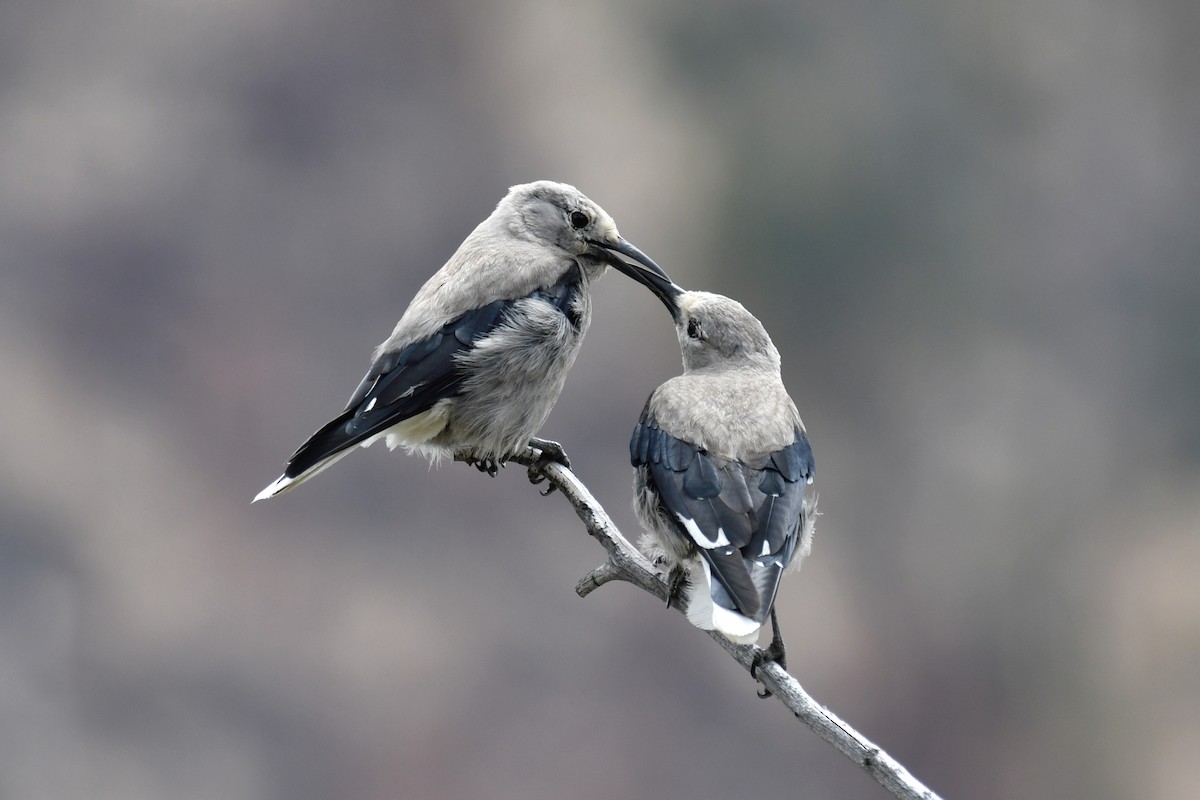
[685,559,763,643]
[252,475,295,503]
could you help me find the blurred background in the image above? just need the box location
[2,0,1198,797]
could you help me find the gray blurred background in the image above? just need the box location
[2,1,1198,798]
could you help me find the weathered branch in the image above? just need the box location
[501,448,944,800]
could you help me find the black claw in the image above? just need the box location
[751,608,788,698]
[528,437,571,469]
[457,450,503,477]
[526,437,570,495]
[526,462,557,495]
[666,564,688,609]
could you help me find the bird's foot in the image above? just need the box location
[751,608,788,698]
[528,437,570,468]
[455,450,504,477]
[637,537,686,608]
[665,563,688,609]
[526,437,571,495]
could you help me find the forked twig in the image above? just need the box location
[502,448,943,800]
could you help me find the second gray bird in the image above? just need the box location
[256,180,670,501]
[625,274,816,650]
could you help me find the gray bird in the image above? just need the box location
[625,273,815,658]
[255,180,670,501]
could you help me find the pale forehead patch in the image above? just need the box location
[506,180,619,238]
[678,291,750,319]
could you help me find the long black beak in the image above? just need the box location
[594,238,684,320]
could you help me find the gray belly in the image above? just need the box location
[434,294,589,457]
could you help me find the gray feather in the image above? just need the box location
[257,180,667,501]
[630,290,816,637]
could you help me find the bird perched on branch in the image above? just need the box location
[255,180,671,502]
[624,270,815,670]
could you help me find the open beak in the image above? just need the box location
[593,238,684,320]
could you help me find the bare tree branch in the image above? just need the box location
[502,449,944,800]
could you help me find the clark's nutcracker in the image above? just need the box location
[255,180,670,502]
[625,274,815,658]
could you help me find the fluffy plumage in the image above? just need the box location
[256,180,669,501]
[630,290,816,643]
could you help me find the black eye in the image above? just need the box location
[569,211,589,229]
[686,318,702,339]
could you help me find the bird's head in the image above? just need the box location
[671,291,780,372]
[501,180,674,289]
[589,254,779,372]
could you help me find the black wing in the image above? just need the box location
[280,265,583,479]
[630,407,813,623]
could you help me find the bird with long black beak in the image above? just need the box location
[255,180,671,501]
[626,269,815,678]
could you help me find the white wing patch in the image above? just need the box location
[675,513,731,549]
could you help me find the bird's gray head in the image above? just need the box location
[600,267,780,372]
[499,180,673,288]
[672,291,781,372]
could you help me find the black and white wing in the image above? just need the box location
[257,266,582,498]
[630,408,814,625]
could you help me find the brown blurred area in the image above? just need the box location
[2,1,1198,798]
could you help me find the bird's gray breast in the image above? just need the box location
[436,266,592,456]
